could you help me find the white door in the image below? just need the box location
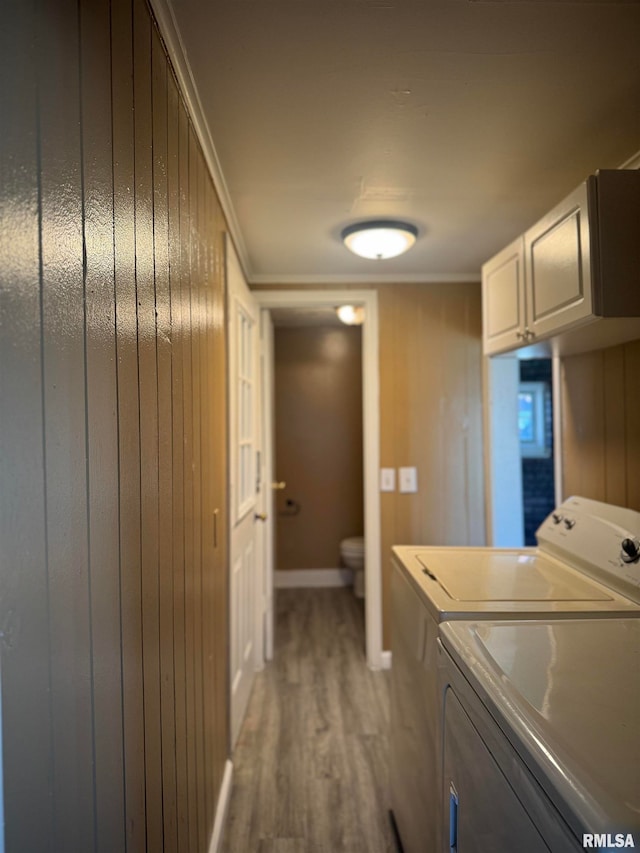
[227,237,263,748]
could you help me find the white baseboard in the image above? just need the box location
[208,759,233,853]
[380,651,392,670]
[275,568,353,588]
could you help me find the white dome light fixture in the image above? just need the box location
[335,305,365,326]
[341,220,418,260]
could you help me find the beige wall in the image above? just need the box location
[274,326,364,570]
[0,0,228,849]
[254,282,486,644]
[560,339,640,511]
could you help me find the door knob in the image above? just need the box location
[254,512,268,522]
[272,481,286,490]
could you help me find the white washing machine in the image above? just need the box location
[438,618,640,852]
[389,496,640,853]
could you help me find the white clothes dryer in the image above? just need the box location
[438,618,640,852]
[389,496,640,853]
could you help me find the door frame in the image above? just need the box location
[259,309,275,662]
[482,352,564,546]
[255,289,384,670]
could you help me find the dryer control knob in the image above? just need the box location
[552,513,563,525]
[563,518,576,530]
[621,538,640,563]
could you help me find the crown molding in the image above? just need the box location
[148,0,252,280]
[619,149,640,170]
[249,272,481,286]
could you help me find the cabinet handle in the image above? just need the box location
[449,784,459,852]
[517,328,535,342]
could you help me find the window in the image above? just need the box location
[518,381,550,458]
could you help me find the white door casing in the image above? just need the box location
[260,309,276,661]
[482,352,564,548]
[227,236,263,747]
[254,289,384,670]
[482,356,524,548]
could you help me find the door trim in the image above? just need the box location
[482,353,564,546]
[255,289,383,669]
[482,355,524,547]
[259,309,275,661]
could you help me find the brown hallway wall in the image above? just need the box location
[0,1,228,850]
[274,325,364,571]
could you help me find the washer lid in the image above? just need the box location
[417,550,613,602]
[440,619,640,839]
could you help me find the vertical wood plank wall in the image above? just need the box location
[560,339,640,511]
[253,281,485,644]
[0,1,229,851]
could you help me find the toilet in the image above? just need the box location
[340,536,365,598]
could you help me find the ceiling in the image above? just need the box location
[164,0,640,284]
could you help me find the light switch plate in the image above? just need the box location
[399,466,418,493]
[380,468,395,492]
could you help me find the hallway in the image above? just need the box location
[222,588,397,852]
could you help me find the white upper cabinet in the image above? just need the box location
[482,170,640,357]
[525,180,593,339]
[482,236,526,354]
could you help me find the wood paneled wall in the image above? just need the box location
[274,326,364,570]
[253,282,486,644]
[378,282,485,642]
[0,1,228,851]
[560,339,640,511]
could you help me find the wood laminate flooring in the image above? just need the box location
[221,587,398,853]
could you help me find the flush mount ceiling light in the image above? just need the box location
[336,305,365,326]
[341,220,418,260]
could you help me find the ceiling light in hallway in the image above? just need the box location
[341,220,418,260]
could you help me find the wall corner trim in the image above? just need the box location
[208,759,234,853]
[147,0,252,279]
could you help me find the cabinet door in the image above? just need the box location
[482,236,526,355]
[524,180,593,341]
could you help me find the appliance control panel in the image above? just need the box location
[537,496,640,603]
